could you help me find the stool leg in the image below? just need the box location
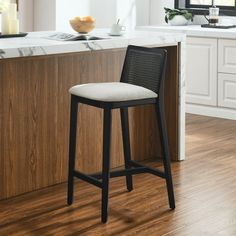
[120,108,133,192]
[156,104,175,209]
[67,96,79,206]
[102,108,112,223]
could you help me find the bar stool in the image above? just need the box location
[67,45,175,223]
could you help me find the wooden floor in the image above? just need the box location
[1,114,236,236]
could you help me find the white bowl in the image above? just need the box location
[169,15,189,26]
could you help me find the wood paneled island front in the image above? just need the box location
[0,30,186,199]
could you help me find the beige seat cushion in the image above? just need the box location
[69,82,157,102]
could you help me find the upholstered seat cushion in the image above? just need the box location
[69,82,157,102]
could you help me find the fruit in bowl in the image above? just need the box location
[69,16,95,34]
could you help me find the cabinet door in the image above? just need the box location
[219,39,236,74]
[186,37,217,106]
[218,73,236,109]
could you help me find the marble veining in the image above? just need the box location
[0,29,185,59]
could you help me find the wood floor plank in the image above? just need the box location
[0,114,236,235]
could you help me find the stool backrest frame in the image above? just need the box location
[120,45,167,97]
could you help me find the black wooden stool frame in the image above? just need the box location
[67,46,175,223]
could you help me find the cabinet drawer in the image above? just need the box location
[219,39,236,74]
[218,73,236,109]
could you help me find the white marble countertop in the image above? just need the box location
[138,25,236,39]
[0,29,185,59]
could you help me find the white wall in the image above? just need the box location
[89,0,116,28]
[56,0,90,31]
[136,0,150,26]
[18,0,34,31]
[116,0,136,31]
[33,0,56,31]
[55,0,148,32]
[149,0,174,25]
[29,0,150,32]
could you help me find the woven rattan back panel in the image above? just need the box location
[120,45,167,94]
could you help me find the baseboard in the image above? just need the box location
[186,103,236,120]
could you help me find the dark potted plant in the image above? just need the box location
[164,8,193,26]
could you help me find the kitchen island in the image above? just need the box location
[0,30,185,199]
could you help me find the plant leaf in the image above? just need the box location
[165,15,168,23]
[168,14,175,21]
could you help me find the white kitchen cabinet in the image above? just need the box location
[139,25,236,120]
[186,37,217,106]
[218,73,236,109]
[219,39,236,74]
[186,38,236,120]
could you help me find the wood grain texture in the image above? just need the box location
[0,114,236,235]
[0,47,179,199]
[0,57,60,199]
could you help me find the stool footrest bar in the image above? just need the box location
[91,167,148,179]
[111,167,148,177]
[91,165,165,179]
[73,170,103,188]
[130,160,166,179]
[73,162,165,189]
